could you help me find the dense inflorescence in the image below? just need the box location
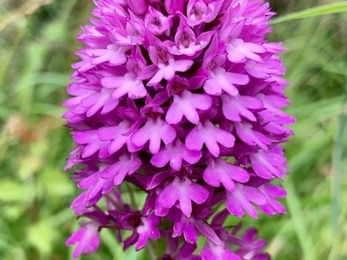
[64,0,294,259]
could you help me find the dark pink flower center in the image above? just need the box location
[193,3,205,20]
[208,60,216,70]
[180,32,191,48]
[158,49,169,63]
[172,81,185,94]
[161,254,175,260]
[152,17,161,27]
[145,108,163,118]
[128,214,142,228]
[133,64,141,75]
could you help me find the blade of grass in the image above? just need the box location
[16,43,46,113]
[14,0,79,114]
[0,0,52,32]
[0,16,29,88]
[331,86,347,240]
[284,178,315,260]
[0,218,28,260]
[272,2,347,24]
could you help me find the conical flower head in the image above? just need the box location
[64,0,294,259]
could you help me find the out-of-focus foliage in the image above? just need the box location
[0,0,346,259]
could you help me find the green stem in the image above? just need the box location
[147,240,157,260]
[125,183,138,210]
[284,178,315,260]
[271,2,347,24]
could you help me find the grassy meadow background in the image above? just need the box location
[0,0,346,259]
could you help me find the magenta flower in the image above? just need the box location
[158,176,209,217]
[64,0,293,259]
[66,222,100,259]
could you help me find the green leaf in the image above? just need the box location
[28,219,55,257]
[39,167,74,198]
[272,2,347,24]
[18,139,48,179]
[0,180,26,202]
[2,204,27,220]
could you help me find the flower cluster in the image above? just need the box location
[64,0,294,259]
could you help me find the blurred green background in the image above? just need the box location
[0,0,346,259]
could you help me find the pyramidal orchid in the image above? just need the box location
[64,0,294,259]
